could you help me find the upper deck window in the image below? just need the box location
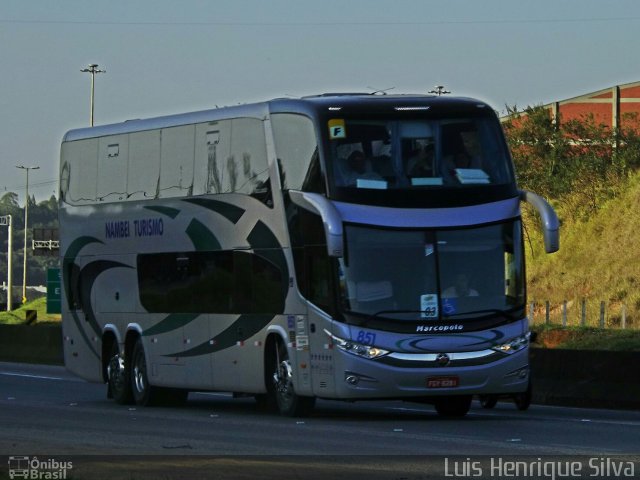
[326,116,514,202]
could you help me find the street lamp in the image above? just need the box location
[16,165,39,304]
[80,63,106,127]
[0,215,13,311]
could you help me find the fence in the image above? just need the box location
[528,299,636,329]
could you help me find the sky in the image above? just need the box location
[2,0,640,202]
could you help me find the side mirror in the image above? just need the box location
[519,190,560,253]
[289,191,344,257]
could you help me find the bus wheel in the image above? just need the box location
[130,338,159,406]
[272,340,315,417]
[479,395,498,409]
[107,342,133,405]
[514,381,532,411]
[434,395,472,417]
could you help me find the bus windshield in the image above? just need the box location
[338,220,524,322]
[328,117,513,191]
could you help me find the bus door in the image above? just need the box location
[303,244,338,397]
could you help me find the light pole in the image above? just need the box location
[0,215,12,311]
[80,63,106,126]
[16,165,39,304]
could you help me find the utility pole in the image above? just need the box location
[80,63,106,126]
[0,215,12,311]
[429,85,451,96]
[16,165,39,304]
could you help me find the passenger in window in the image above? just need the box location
[407,143,435,177]
[442,273,479,298]
[443,131,470,165]
[340,150,383,186]
[443,139,483,183]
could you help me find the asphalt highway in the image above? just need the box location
[1,362,638,479]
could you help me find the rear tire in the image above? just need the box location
[435,395,472,417]
[271,338,315,417]
[107,341,133,405]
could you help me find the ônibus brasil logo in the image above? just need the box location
[8,456,73,479]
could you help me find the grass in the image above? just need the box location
[0,296,61,325]
[531,324,640,351]
[525,170,640,329]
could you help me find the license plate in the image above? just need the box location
[427,376,459,388]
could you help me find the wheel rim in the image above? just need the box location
[273,354,294,411]
[133,350,146,394]
[108,353,126,392]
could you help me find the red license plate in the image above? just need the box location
[427,376,459,388]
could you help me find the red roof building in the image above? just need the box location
[520,80,640,130]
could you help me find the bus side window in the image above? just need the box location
[61,139,98,205]
[158,125,195,198]
[97,136,128,202]
[138,250,285,314]
[286,205,336,315]
[230,118,272,206]
[271,114,323,194]
[306,246,337,317]
[128,130,160,200]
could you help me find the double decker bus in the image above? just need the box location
[59,93,558,417]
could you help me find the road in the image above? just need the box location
[0,361,639,479]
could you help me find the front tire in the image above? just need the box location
[514,380,532,411]
[271,339,315,417]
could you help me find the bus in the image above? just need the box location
[59,93,559,417]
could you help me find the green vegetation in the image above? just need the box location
[0,297,60,325]
[0,192,58,291]
[503,106,640,330]
[531,324,640,351]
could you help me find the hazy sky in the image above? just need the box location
[2,0,639,202]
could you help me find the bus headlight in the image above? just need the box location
[324,330,389,360]
[492,332,530,354]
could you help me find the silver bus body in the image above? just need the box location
[59,94,557,416]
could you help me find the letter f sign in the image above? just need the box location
[328,119,346,139]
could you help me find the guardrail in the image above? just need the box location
[529,299,637,329]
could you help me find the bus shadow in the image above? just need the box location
[183,393,525,422]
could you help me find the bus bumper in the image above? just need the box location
[329,347,530,399]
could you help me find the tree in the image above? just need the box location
[0,192,59,292]
[503,105,640,222]
[0,192,20,210]
[502,105,572,199]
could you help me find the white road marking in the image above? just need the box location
[0,372,68,381]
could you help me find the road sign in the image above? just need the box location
[46,268,61,314]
